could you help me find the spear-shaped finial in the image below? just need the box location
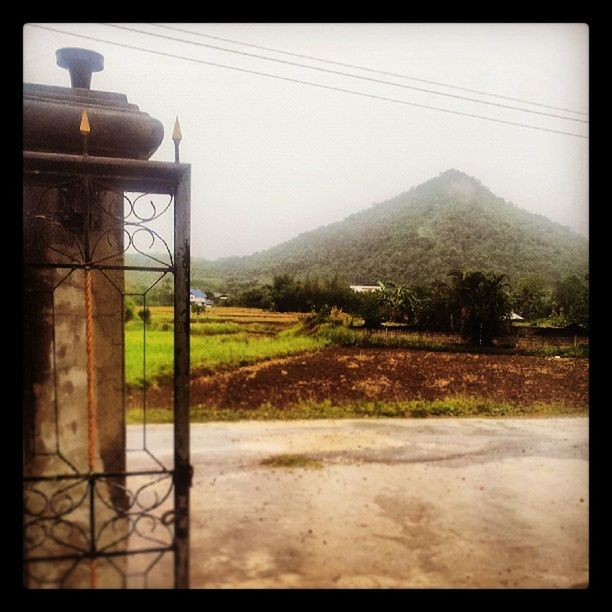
[80,110,91,156]
[172,116,182,163]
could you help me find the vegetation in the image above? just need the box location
[316,325,587,358]
[124,297,136,323]
[376,281,420,324]
[182,169,588,293]
[137,307,152,326]
[511,274,550,321]
[126,396,585,424]
[232,274,359,313]
[260,454,323,469]
[551,274,589,329]
[226,266,588,349]
[124,307,327,388]
[447,270,511,345]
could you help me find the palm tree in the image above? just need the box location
[448,270,511,345]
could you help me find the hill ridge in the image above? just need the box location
[167,169,588,291]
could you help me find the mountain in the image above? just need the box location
[190,169,589,291]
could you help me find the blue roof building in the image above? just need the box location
[190,289,213,308]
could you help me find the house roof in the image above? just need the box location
[190,289,207,298]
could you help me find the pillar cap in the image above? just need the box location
[56,48,104,90]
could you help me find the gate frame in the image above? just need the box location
[23,151,192,589]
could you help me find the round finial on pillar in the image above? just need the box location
[56,48,104,90]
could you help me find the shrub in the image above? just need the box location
[137,307,152,326]
[124,297,136,324]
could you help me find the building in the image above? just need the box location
[350,285,380,294]
[213,292,229,302]
[190,288,213,307]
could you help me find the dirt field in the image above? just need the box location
[141,347,588,411]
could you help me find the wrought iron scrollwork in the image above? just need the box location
[24,177,175,270]
[23,473,175,588]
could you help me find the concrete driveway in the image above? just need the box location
[128,417,588,588]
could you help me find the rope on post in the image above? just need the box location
[84,267,98,589]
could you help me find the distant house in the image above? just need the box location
[350,285,380,294]
[510,311,524,321]
[190,289,213,308]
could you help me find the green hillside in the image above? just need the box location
[189,169,587,291]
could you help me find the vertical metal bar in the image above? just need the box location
[173,167,191,589]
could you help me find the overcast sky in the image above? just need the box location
[23,23,589,260]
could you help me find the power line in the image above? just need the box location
[150,22,589,118]
[27,24,588,140]
[105,23,587,125]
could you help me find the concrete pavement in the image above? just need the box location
[127,417,588,588]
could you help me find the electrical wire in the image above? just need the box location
[27,24,588,139]
[105,23,587,124]
[150,22,588,117]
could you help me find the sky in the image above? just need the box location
[23,23,589,260]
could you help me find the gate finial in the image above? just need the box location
[173,116,182,163]
[80,110,91,135]
[80,110,90,156]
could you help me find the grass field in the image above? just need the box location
[125,306,327,387]
[125,306,588,422]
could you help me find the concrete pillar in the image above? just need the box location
[23,48,164,588]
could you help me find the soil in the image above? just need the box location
[135,347,589,411]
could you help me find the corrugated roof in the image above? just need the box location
[190,289,207,298]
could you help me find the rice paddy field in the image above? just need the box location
[125,306,326,387]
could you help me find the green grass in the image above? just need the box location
[125,324,327,387]
[126,396,585,424]
[260,454,323,469]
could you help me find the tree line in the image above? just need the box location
[230,270,588,346]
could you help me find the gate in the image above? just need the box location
[22,150,191,588]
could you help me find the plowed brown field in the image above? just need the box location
[139,347,588,411]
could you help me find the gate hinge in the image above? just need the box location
[174,462,194,489]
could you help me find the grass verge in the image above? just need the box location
[126,396,586,424]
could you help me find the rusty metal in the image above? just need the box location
[23,150,192,589]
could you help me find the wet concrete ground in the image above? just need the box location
[128,417,588,588]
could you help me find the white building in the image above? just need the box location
[350,285,380,294]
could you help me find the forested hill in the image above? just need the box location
[191,169,588,290]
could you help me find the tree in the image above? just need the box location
[415,281,456,331]
[137,307,152,326]
[448,270,512,345]
[269,274,304,312]
[124,297,136,323]
[236,286,273,310]
[354,291,385,328]
[552,274,588,328]
[511,275,549,320]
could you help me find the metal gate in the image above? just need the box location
[23,151,191,588]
